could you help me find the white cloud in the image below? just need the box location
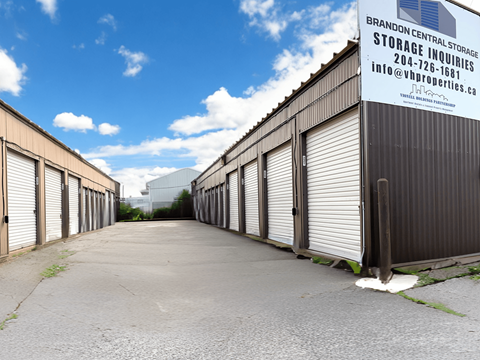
[98,14,117,31]
[89,158,112,175]
[84,2,358,196]
[36,0,57,20]
[73,43,85,50]
[168,4,357,137]
[111,166,180,197]
[98,123,121,136]
[95,32,107,45]
[240,0,303,41]
[0,1,14,18]
[240,0,275,17]
[118,45,148,77]
[16,31,27,41]
[53,112,95,133]
[0,48,27,96]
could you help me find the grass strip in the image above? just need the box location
[312,257,333,266]
[398,291,465,317]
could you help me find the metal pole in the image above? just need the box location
[377,178,392,284]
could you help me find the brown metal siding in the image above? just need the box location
[366,101,480,265]
[193,46,361,244]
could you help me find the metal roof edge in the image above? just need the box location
[147,167,202,185]
[192,39,359,184]
[447,0,480,17]
[0,98,119,185]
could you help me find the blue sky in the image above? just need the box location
[1,0,479,196]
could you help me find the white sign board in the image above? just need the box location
[359,0,479,120]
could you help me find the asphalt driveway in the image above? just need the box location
[0,221,479,359]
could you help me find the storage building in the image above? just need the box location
[192,0,480,272]
[146,168,201,211]
[0,99,120,260]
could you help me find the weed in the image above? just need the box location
[312,257,333,266]
[346,260,362,274]
[41,264,66,278]
[471,275,480,281]
[0,314,18,330]
[398,291,465,317]
[416,273,437,287]
[468,265,480,275]
[395,267,429,275]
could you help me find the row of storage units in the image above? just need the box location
[0,98,120,258]
[5,148,118,252]
[193,109,361,262]
[193,41,363,266]
[193,31,480,271]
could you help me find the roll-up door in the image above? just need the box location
[89,190,93,230]
[110,193,115,224]
[106,192,110,226]
[45,166,63,242]
[223,184,226,228]
[93,192,98,230]
[267,144,293,244]
[244,161,260,236]
[211,189,216,225]
[199,189,204,222]
[7,150,37,250]
[100,193,103,227]
[205,190,210,223]
[217,186,221,226]
[306,112,362,261]
[83,188,87,232]
[88,190,92,231]
[68,176,79,235]
[229,171,239,231]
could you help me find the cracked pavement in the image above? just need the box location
[1,221,479,359]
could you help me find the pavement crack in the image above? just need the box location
[15,278,44,312]
[119,284,136,296]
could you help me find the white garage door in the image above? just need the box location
[68,176,79,235]
[222,184,226,228]
[306,112,362,262]
[106,192,110,226]
[244,161,260,236]
[93,192,97,230]
[217,186,222,226]
[228,171,239,231]
[110,193,115,224]
[102,193,107,228]
[45,166,63,242]
[83,188,87,232]
[267,144,293,245]
[7,150,37,251]
[89,190,93,230]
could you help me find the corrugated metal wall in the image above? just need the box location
[193,44,361,252]
[366,102,480,265]
[195,47,359,192]
[0,101,120,257]
[147,168,201,210]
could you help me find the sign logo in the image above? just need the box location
[397,0,456,38]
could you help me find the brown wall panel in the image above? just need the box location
[366,102,480,265]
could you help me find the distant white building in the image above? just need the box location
[124,195,150,213]
[146,168,201,210]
